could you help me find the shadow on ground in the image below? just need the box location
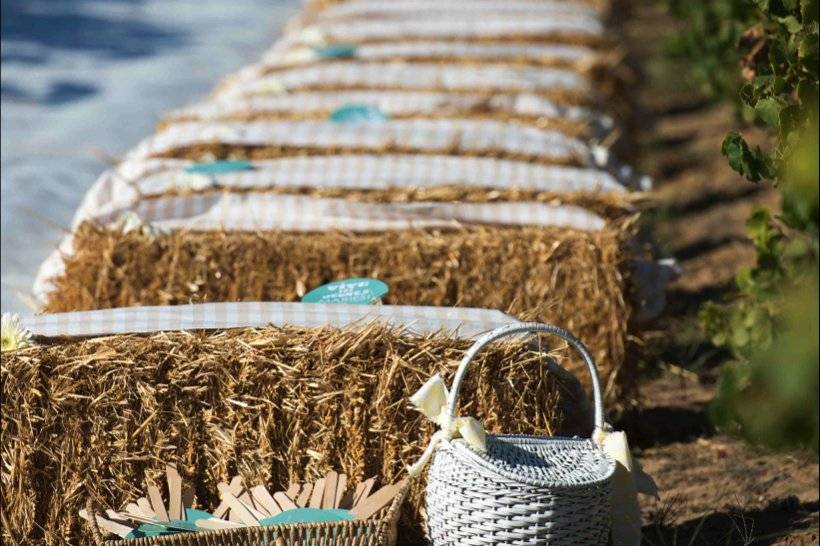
[1,0,188,105]
[1,79,98,104]
[1,0,186,64]
[644,499,819,546]
[617,405,715,449]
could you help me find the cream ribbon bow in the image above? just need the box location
[407,374,487,477]
[594,428,659,546]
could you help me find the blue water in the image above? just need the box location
[0,0,299,314]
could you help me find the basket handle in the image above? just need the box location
[447,322,605,433]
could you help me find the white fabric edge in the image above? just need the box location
[20,302,522,340]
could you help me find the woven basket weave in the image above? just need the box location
[425,322,616,545]
[89,482,407,546]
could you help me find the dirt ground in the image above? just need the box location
[618,2,819,544]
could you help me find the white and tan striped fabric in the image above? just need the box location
[311,0,599,21]
[20,302,521,339]
[282,17,604,46]
[73,155,626,224]
[126,119,598,164]
[167,90,607,128]
[99,193,607,232]
[261,42,597,69]
[216,61,588,99]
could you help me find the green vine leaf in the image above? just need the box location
[669,0,818,452]
[722,132,773,181]
[755,96,786,127]
[801,0,819,22]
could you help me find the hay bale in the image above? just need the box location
[82,154,635,214]
[42,220,635,400]
[283,27,609,49]
[1,325,590,545]
[153,186,633,219]
[159,109,594,137]
[126,119,612,170]
[209,60,598,105]
[151,142,586,168]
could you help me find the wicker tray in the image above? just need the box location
[88,483,408,546]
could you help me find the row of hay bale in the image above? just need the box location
[32,0,651,394]
[3,0,665,544]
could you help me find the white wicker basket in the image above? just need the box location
[425,322,616,545]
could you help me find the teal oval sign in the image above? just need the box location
[184,160,253,175]
[329,104,389,123]
[302,278,389,304]
[314,44,357,59]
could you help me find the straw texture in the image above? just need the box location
[42,220,635,396]
[1,324,588,546]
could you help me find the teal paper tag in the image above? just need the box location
[124,509,213,539]
[184,508,215,522]
[314,44,357,59]
[124,520,196,539]
[259,507,353,526]
[184,160,253,175]
[302,278,388,304]
[126,523,177,539]
[329,104,389,123]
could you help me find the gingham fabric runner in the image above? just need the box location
[19,302,522,339]
[312,0,598,20]
[73,155,626,223]
[126,119,596,164]
[282,17,604,46]
[168,90,604,127]
[98,193,608,232]
[216,61,588,99]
